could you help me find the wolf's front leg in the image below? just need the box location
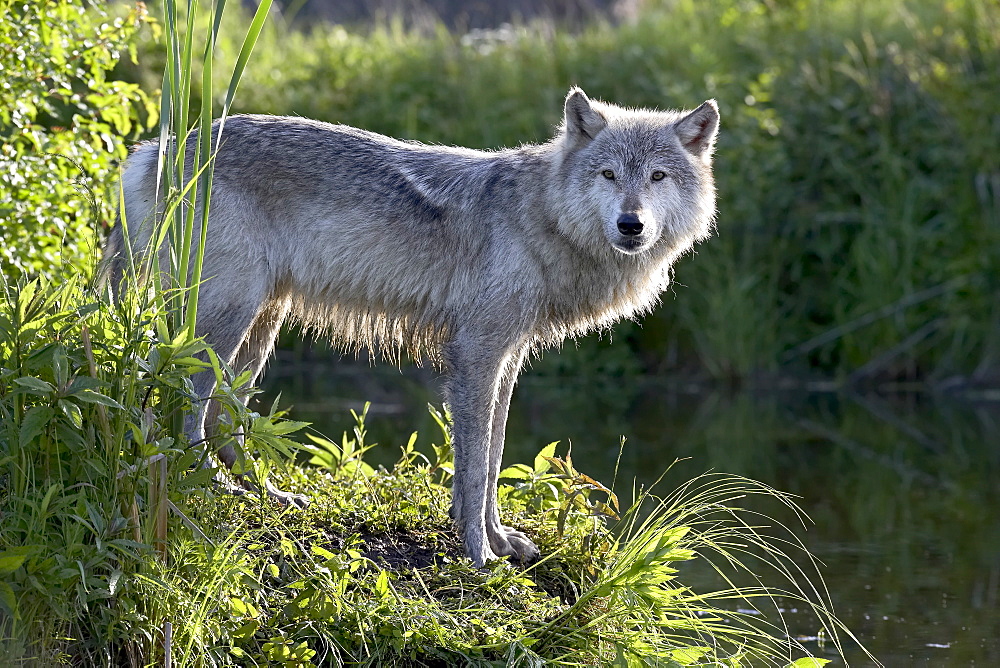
[444,335,516,567]
[484,347,539,563]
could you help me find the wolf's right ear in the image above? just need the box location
[562,87,607,147]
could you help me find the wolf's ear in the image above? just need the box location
[563,87,607,147]
[675,100,719,157]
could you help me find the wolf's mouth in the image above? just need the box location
[612,237,646,254]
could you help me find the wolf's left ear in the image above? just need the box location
[675,100,720,157]
[563,87,608,147]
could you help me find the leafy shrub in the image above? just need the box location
[0,273,304,663]
[0,1,154,283]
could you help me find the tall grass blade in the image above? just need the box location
[218,0,274,128]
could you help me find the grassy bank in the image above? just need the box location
[115,0,1000,385]
[0,277,851,665]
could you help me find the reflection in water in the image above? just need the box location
[259,358,1000,667]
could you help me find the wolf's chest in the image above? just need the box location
[537,264,664,339]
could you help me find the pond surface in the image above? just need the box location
[259,354,1000,666]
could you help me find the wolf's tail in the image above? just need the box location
[95,143,159,300]
[94,216,127,300]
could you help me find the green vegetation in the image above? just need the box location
[7,0,999,382]
[0,1,154,282]
[0,283,848,664]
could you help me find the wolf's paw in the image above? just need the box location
[263,479,310,509]
[213,475,248,497]
[487,521,540,564]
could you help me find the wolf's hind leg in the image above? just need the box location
[216,297,308,508]
[185,289,264,457]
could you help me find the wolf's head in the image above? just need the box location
[554,87,719,258]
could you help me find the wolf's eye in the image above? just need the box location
[651,171,666,182]
[601,169,615,180]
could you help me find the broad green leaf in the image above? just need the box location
[66,376,107,394]
[19,406,54,447]
[51,344,68,387]
[533,442,559,473]
[13,376,54,395]
[374,569,390,598]
[669,646,709,664]
[180,467,218,489]
[786,659,830,668]
[0,581,17,620]
[310,545,336,561]
[0,551,29,575]
[499,463,533,480]
[230,596,259,617]
[57,399,83,428]
[72,389,124,410]
[257,419,310,436]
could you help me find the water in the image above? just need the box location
[259,354,1000,666]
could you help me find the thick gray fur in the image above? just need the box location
[102,87,720,567]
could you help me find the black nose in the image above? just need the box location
[617,213,643,236]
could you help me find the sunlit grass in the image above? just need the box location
[130,407,864,666]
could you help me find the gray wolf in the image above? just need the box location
[103,87,720,567]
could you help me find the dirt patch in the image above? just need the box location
[317,523,465,571]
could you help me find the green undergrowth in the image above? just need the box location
[125,413,851,667]
[0,2,887,664]
[0,276,859,667]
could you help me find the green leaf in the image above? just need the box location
[374,569,390,598]
[533,442,559,473]
[13,376,54,395]
[181,467,218,490]
[51,344,68,387]
[499,463,533,481]
[233,620,260,641]
[219,0,275,121]
[65,376,107,394]
[0,550,29,575]
[72,389,124,410]
[19,406,54,447]
[669,646,709,664]
[310,545,336,561]
[260,419,310,437]
[57,399,83,428]
[786,659,829,668]
[230,596,259,618]
[0,581,17,620]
